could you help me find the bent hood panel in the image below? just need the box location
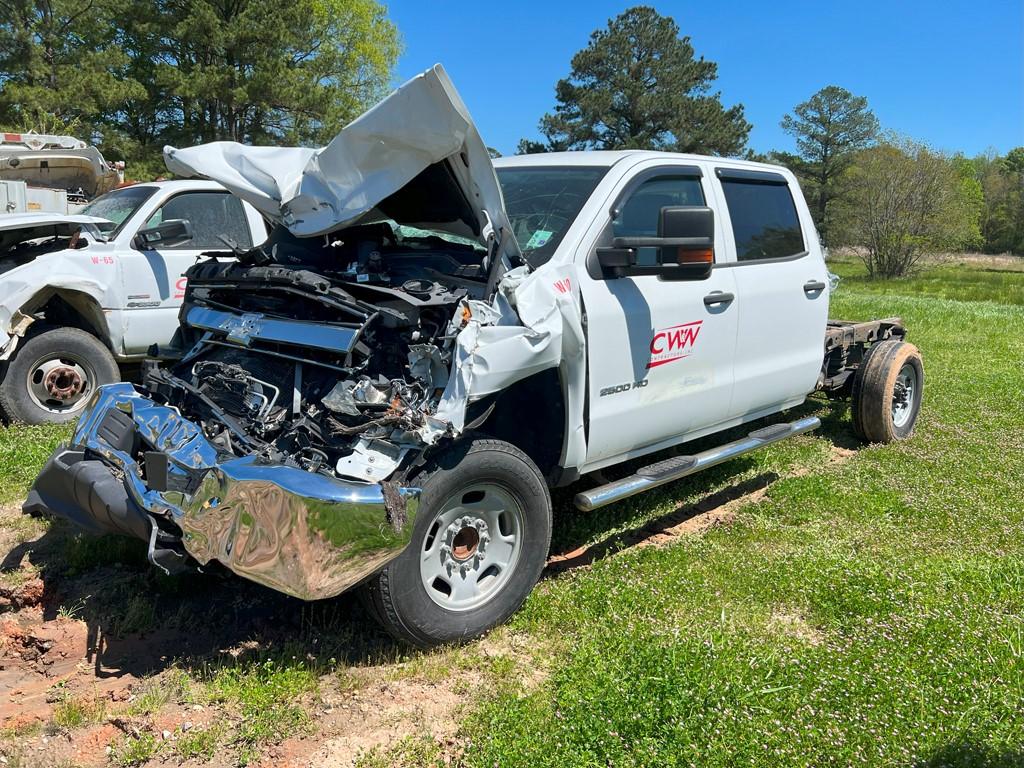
[163,64,517,260]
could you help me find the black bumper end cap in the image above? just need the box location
[23,448,151,542]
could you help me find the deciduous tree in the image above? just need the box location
[832,138,982,277]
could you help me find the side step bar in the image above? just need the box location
[574,416,821,511]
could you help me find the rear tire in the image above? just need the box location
[362,438,552,648]
[0,327,119,425]
[851,339,923,443]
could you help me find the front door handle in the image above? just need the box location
[803,280,827,293]
[704,291,735,306]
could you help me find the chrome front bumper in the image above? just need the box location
[24,383,420,600]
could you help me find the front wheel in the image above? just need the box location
[362,438,552,648]
[851,339,924,443]
[0,327,120,424]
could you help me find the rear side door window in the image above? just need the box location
[145,191,253,250]
[718,171,804,262]
[613,175,705,265]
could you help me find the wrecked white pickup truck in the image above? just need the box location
[24,65,923,647]
[0,181,267,423]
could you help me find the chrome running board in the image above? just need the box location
[573,416,821,511]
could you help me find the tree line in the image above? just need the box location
[2,3,1020,270]
[517,6,1024,272]
[0,0,400,178]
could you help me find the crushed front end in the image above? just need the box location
[21,222,499,599]
[26,381,421,600]
[22,63,585,602]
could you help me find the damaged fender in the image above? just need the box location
[431,260,588,469]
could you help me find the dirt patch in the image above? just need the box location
[768,610,825,646]
[829,444,857,464]
[303,678,466,767]
[0,500,498,767]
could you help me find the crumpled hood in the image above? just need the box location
[163,64,519,263]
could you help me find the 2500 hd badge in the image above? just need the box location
[599,379,649,397]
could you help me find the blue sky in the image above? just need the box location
[387,0,1024,158]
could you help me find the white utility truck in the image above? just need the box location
[25,65,923,647]
[0,180,267,423]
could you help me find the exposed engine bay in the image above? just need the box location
[144,222,493,484]
[24,63,585,603]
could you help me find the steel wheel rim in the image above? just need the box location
[419,482,524,612]
[891,362,917,428]
[26,355,94,415]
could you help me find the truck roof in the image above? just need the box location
[492,150,788,175]
[120,179,227,193]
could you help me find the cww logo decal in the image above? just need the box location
[647,320,702,369]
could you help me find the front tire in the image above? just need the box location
[851,339,924,443]
[362,438,552,648]
[0,327,119,425]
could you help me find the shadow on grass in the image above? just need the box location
[1,518,403,681]
[545,470,779,575]
[545,395,859,568]
[0,396,863,682]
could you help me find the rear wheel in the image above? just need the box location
[0,327,119,424]
[851,339,924,443]
[362,438,551,648]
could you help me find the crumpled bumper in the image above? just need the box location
[23,383,420,600]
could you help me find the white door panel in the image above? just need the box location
[710,168,830,417]
[730,259,829,416]
[118,190,253,355]
[582,269,738,464]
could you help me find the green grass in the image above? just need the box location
[109,732,162,767]
[0,422,69,504]
[200,658,319,765]
[1,256,1022,767]
[456,259,1024,766]
[829,252,1024,306]
[174,723,224,761]
[50,694,106,730]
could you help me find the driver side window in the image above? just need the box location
[145,191,253,250]
[614,176,705,265]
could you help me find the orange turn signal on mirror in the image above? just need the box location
[676,248,713,265]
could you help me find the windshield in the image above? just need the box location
[81,185,158,235]
[495,166,607,266]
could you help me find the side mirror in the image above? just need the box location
[596,206,715,280]
[655,206,714,280]
[133,219,193,249]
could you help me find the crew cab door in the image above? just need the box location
[579,164,739,468]
[119,190,257,354]
[712,168,829,417]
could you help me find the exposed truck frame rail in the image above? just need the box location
[819,317,906,394]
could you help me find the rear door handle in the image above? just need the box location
[703,291,735,306]
[804,280,827,293]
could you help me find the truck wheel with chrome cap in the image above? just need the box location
[0,326,119,424]
[362,438,551,647]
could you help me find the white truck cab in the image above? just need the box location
[0,179,267,423]
[492,151,832,473]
